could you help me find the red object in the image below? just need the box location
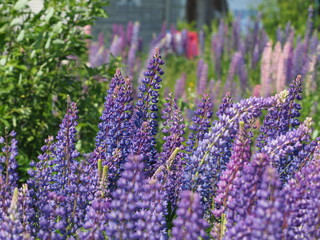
[186,31,199,59]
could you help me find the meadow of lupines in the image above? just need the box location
[1,44,320,239]
[89,9,319,105]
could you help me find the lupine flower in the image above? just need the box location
[260,117,313,180]
[0,188,25,240]
[257,75,303,149]
[106,155,145,239]
[282,142,320,239]
[225,52,242,97]
[107,156,166,240]
[36,192,67,240]
[127,21,140,78]
[231,18,241,51]
[0,130,19,220]
[212,20,225,79]
[184,94,279,210]
[78,198,110,240]
[174,72,187,100]
[94,69,134,187]
[225,153,270,228]
[197,59,208,96]
[225,166,284,240]
[135,178,167,240]
[171,191,209,240]
[159,93,185,166]
[157,93,185,209]
[213,122,252,218]
[186,94,214,153]
[132,48,164,168]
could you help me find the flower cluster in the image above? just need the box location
[1,43,320,240]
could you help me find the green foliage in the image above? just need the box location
[257,0,318,38]
[0,0,113,177]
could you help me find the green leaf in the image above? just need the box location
[0,58,6,66]
[0,118,10,127]
[30,50,36,58]
[52,21,63,33]
[52,39,64,45]
[10,18,22,26]
[45,7,54,22]
[14,0,28,11]
[17,29,25,42]
[45,37,51,49]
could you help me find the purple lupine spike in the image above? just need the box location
[174,72,187,101]
[157,93,185,208]
[212,20,225,79]
[98,32,104,47]
[285,22,292,40]
[132,48,164,167]
[135,178,167,240]
[197,59,208,96]
[130,121,157,169]
[213,122,252,218]
[180,29,188,56]
[225,153,270,228]
[159,94,185,166]
[225,166,284,240]
[127,21,140,78]
[0,188,25,240]
[18,184,35,238]
[232,17,241,51]
[276,41,291,92]
[199,30,205,56]
[170,24,177,53]
[46,99,90,232]
[106,155,146,239]
[109,35,123,58]
[26,136,55,236]
[183,94,280,210]
[78,198,110,240]
[89,36,108,67]
[0,130,19,221]
[225,51,247,98]
[292,41,306,79]
[77,160,110,239]
[94,70,134,186]
[304,6,314,44]
[0,130,18,192]
[276,26,284,46]
[238,53,248,95]
[251,43,260,69]
[208,79,217,106]
[126,21,134,47]
[36,192,67,240]
[257,75,303,149]
[285,40,294,85]
[257,27,269,59]
[28,99,91,235]
[171,191,209,240]
[49,99,80,192]
[186,94,214,153]
[282,142,320,239]
[260,117,313,181]
[225,52,242,95]
[216,92,233,119]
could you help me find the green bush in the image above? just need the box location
[0,0,117,178]
[258,0,319,38]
